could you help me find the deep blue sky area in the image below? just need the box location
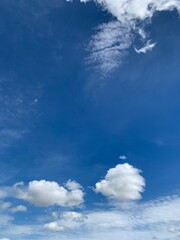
[0,1,180,240]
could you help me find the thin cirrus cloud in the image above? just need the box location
[68,0,180,75]
[87,21,132,76]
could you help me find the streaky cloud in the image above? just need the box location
[134,40,156,53]
[68,0,180,76]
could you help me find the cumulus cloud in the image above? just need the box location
[60,211,88,222]
[68,0,180,75]
[44,222,67,232]
[91,0,180,21]
[10,205,27,213]
[41,195,180,240]
[14,180,84,207]
[95,163,145,201]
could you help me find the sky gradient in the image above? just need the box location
[0,1,180,239]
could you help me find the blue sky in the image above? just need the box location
[0,0,180,239]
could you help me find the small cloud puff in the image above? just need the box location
[95,163,145,201]
[44,222,67,232]
[10,205,27,213]
[119,155,127,160]
[60,211,88,222]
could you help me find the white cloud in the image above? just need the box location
[92,0,180,22]
[87,21,132,75]
[10,205,27,213]
[44,222,67,232]
[68,0,180,75]
[14,180,84,207]
[119,155,127,160]
[95,163,145,201]
[0,238,10,240]
[0,187,13,199]
[0,202,12,210]
[40,195,180,240]
[134,40,156,53]
[60,211,88,222]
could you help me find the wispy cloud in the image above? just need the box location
[69,0,180,76]
[0,76,41,149]
[87,21,132,76]
[134,40,156,54]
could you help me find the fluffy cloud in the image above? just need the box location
[14,180,84,207]
[0,238,10,240]
[10,205,27,213]
[60,211,88,222]
[92,0,180,21]
[95,163,145,201]
[44,222,67,232]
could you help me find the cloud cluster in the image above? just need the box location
[42,195,180,240]
[0,164,179,240]
[92,0,180,21]
[14,180,84,207]
[69,0,180,75]
[95,163,145,201]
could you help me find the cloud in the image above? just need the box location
[10,205,27,213]
[14,180,84,207]
[0,238,10,240]
[0,202,12,210]
[60,211,88,222]
[0,180,180,240]
[119,155,127,160]
[44,222,67,232]
[68,0,180,75]
[40,195,180,240]
[91,0,180,21]
[87,21,132,75]
[95,163,145,201]
[134,40,156,53]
